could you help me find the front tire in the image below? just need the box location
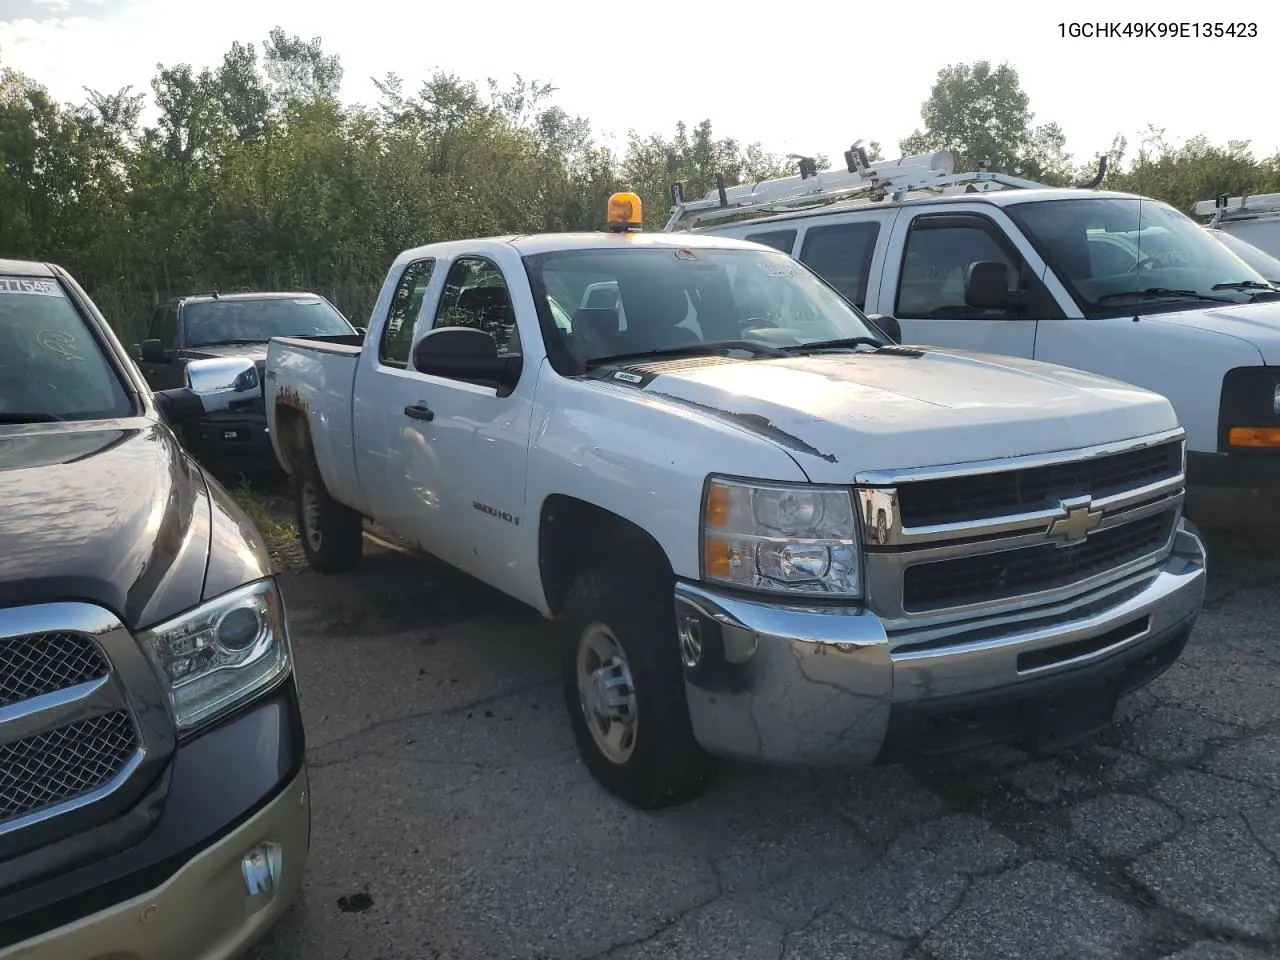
[560,568,716,809]
[294,458,364,574]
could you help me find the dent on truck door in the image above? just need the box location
[889,212,1058,357]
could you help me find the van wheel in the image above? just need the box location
[294,459,363,574]
[560,568,716,809]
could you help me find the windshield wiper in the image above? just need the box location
[780,336,887,354]
[1211,280,1277,291]
[0,412,61,423]
[192,339,266,347]
[584,340,789,368]
[1095,288,1238,304]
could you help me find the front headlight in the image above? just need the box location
[138,578,292,734]
[701,476,861,596]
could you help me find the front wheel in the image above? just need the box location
[294,458,364,574]
[560,569,716,809]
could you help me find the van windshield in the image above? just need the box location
[524,246,886,367]
[0,276,134,423]
[1005,197,1280,317]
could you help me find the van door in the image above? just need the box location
[880,209,1063,357]
[789,212,898,314]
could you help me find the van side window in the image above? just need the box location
[745,229,797,254]
[381,258,435,367]
[798,222,880,308]
[895,219,1022,319]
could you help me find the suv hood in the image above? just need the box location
[1145,301,1280,363]
[0,420,271,629]
[600,348,1178,482]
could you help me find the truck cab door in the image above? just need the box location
[367,252,537,599]
[138,304,184,389]
[881,209,1062,358]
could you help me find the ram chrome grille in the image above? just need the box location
[895,438,1183,527]
[902,510,1177,613]
[1,631,108,707]
[0,711,138,822]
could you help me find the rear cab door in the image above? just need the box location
[875,204,1065,356]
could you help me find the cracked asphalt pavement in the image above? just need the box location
[246,489,1280,960]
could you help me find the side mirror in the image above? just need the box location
[184,356,260,414]
[865,313,902,344]
[154,388,205,424]
[140,339,168,363]
[412,326,522,389]
[964,261,1026,311]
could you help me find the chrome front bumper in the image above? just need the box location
[675,519,1208,766]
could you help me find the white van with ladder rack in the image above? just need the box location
[667,143,1280,489]
[1197,191,1280,261]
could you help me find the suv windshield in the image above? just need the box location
[183,296,353,347]
[524,246,886,366]
[1005,197,1280,316]
[1208,229,1280,284]
[0,275,134,423]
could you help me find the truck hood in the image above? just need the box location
[0,420,271,630]
[600,348,1178,482]
[188,342,270,367]
[1144,301,1280,363]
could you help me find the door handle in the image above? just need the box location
[404,403,435,422]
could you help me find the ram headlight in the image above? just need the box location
[701,477,861,596]
[139,578,292,733]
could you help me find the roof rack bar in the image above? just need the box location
[1194,191,1280,219]
[662,155,1054,233]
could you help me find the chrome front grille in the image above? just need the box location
[857,430,1187,629]
[902,509,1177,612]
[1,631,108,707]
[0,711,138,822]
[894,437,1183,527]
[0,605,153,836]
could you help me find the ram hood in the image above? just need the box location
[600,347,1179,482]
[0,420,271,629]
[1143,301,1280,363]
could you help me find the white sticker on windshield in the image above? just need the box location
[757,260,794,278]
[0,277,61,297]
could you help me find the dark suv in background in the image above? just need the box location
[135,291,359,476]
[0,260,309,958]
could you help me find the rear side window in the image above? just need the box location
[745,229,797,254]
[381,258,435,367]
[0,275,134,421]
[798,222,880,308]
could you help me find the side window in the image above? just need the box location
[433,256,520,355]
[381,258,435,367]
[798,221,880,308]
[896,218,1023,319]
[151,305,178,347]
[745,229,797,254]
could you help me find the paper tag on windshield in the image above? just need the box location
[0,277,61,297]
[757,261,794,278]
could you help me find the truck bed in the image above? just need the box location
[265,334,364,509]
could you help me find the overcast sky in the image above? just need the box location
[1,0,1274,170]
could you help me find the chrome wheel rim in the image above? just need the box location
[301,481,323,552]
[576,622,638,764]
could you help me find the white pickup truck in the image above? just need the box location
[670,148,1280,490]
[264,195,1207,809]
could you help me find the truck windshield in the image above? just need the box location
[183,296,353,346]
[1208,229,1280,285]
[524,246,885,366]
[0,276,134,423]
[1005,197,1280,317]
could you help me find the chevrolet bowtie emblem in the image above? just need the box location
[1047,497,1103,546]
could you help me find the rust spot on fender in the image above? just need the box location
[276,386,308,414]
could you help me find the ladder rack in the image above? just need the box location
[1195,192,1280,224]
[662,143,1059,233]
